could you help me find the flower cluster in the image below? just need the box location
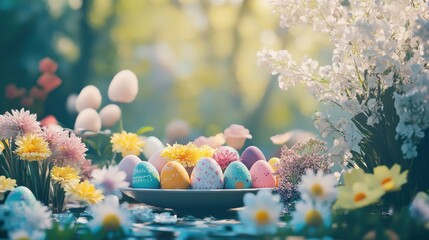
[334,164,408,209]
[258,0,429,160]
[276,139,332,210]
[161,143,215,167]
[0,201,52,240]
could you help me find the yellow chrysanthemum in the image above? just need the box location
[65,180,104,205]
[0,176,16,200]
[14,134,51,161]
[161,143,215,167]
[51,166,80,187]
[110,131,145,157]
[0,141,4,154]
[365,164,408,192]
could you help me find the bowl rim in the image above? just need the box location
[120,187,273,193]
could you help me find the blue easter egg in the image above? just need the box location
[224,161,252,189]
[5,186,37,207]
[132,161,160,189]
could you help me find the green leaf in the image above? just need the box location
[136,126,154,135]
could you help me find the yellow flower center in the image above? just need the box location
[381,177,395,191]
[255,210,270,225]
[354,192,367,202]
[311,184,324,197]
[15,237,30,240]
[305,210,323,227]
[102,214,121,231]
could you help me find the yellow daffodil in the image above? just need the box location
[0,176,16,200]
[65,180,104,205]
[110,131,144,157]
[51,166,80,187]
[161,143,215,167]
[343,168,366,187]
[14,134,51,161]
[365,164,408,192]
[334,182,385,209]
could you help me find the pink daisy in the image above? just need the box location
[0,109,41,140]
[43,127,87,167]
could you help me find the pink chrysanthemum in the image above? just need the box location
[80,159,94,180]
[0,109,41,140]
[43,127,87,167]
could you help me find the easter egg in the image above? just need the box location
[75,85,102,112]
[241,146,266,169]
[268,157,281,172]
[223,161,252,189]
[143,136,164,159]
[148,149,169,174]
[118,155,142,183]
[212,146,240,171]
[5,186,37,207]
[132,162,160,189]
[161,161,190,189]
[191,158,224,189]
[250,160,276,188]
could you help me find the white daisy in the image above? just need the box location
[9,229,45,240]
[298,169,338,204]
[0,201,52,235]
[88,195,133,234]
[91,165,129,198]
[290,198,331,231]
[238,189,283,235]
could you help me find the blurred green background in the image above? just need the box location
[0,0,332,157]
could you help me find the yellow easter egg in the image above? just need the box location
[268,157,280,172]
[160,161,190,189]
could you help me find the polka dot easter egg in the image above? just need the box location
[132,162,160,189]
[249,160,276,188]
[191,158,224,189]
[160,161,190,189]
[223,161,252,189]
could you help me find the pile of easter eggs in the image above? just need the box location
[118,145,280,190]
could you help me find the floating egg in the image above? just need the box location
[191,157,224,189]
[132,162,160,189]
[160,161,190,189]
[241,146,266,169]
[268,157,281,172]
[118,155,142,183]
[223,161,252,189]
[143,136,164,159]
[250,160,276,188]
[212,146,240,171]
[5,186,37,207]
[148,149,169,174]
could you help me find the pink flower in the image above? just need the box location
[194,133,225,148]
[39,57,58,73]
[212,146,239,170]
[80,159,94,180]
[37,73,62,93]
[20,97,34,107]
[29,87,48,100]
[223,124,252,150]
[5,84,26,100]
[43,127,87,167]
[0,109,41,139]
[270,129,316,147]
[40,115,58,127]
